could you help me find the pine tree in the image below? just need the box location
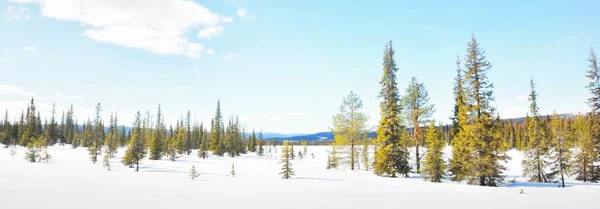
[583,47,600,182]
[572,114,599,182]
[189,165,200,180]
[373,41,410,178]
[104,113,119,158]
[449,63,471,181]
[122,111,146,172]
[522,79,551,183]
[149,104,164,160]
[185,110,192,155]
[210,100,225,156]
[401,77,435,173]
[422,121,445,182]
[88,103,103,164]
[362,140,370,171]
[548,112,572,187]
[327,147,340,169]
[198,122,208,159]
[248,129,257,152]
[332,91,369,170]
[2,109,12,147]
[280,140,294,179]
[257,131,264,156]
[230,163,236,177]
[459,35,508,186]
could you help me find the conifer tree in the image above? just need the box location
[457,35,508,186]
[548,112,572,187]
[373,41,410,177]
[280,140,294,179]
[122,111,146,172]
[198,122,208,159]
[248,129,256,152]
[104,112,119,158]
[210,100,225,156]
[2,109,12,147]
[332,91,369,170]
[422,121,445,182]
[149,104,164,160]
[88,103,103,164]
[401,77,435,173]
[327,147,340,169]
[572,114,599,182]
[362,141,370,171]
[230,163,236,177]
[257,131,264,156]
[583,47,600,182]
[522,79,551,183]
[189,165,200,180]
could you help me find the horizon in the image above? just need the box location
[1,0,599,133]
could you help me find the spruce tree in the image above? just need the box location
[373,41,410,177]
[460,35,508,186]
[88,103,102,164]
[401,77,434,173]
[248,130,256,152]
[210,100,225,156]
[522,79,551,183]
[572,114,598,182]
[548,112,572,187]
[583,47,600,182]
[257,131,264,156]
[280,140,294,179]
[422,121,445,182]
[122,111,146,172]
[149,104,164,160]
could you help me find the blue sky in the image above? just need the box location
[1,0,599,133]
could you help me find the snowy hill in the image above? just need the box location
[0,145,598,209]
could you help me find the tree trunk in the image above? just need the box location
[350,143,355,170]
[416,146,420,173]
[135,160,139,172]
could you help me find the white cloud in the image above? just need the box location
[0,84,38,98]
[221,16,233,23]
[3,6,30,20]
[53,92,80,99]
[224,52,236,61]
[236,8,247,18]
[11,0,232,58]
[198,25,224,40]
[206,49,216,55]
[2,57,11,61]
[23,46,37,52]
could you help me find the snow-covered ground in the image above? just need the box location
[0,145,598,209]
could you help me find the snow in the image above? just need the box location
[0,145,598,209]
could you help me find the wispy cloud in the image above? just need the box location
[2,57,11,61]
[23,46,37,52]
[11,0,234,58]
[198,25,224,40]
[206,49,216,55]
[236,8,255,20]
[224,52,236,61]
[3,6,30,21]
[0,84,38,98]
[53,92,82,99]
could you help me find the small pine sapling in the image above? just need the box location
[189,165,200,180]
[230,163,236,177]
[298,151,303,159]
[103,154,111,171]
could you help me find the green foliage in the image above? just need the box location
[548,112,572,187]
[522,79,552,183]
[332,91,369,170]
[422,121,445,182]
[362,141,370,171]
[209,101,225,156]
[572,115,600,182]
[122,111,146,172]
[373,41,410,177]
[401,77,435,173]
[280,141,294,179]
[149,105,164,160]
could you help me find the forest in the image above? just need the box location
[1,35,599,187]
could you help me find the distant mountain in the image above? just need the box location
[253,132,308,139]
[264,114,576,141]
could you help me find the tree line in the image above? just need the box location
[0,99,270,172]
[329,35,600,187]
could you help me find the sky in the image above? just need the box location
[1,0,599,134]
